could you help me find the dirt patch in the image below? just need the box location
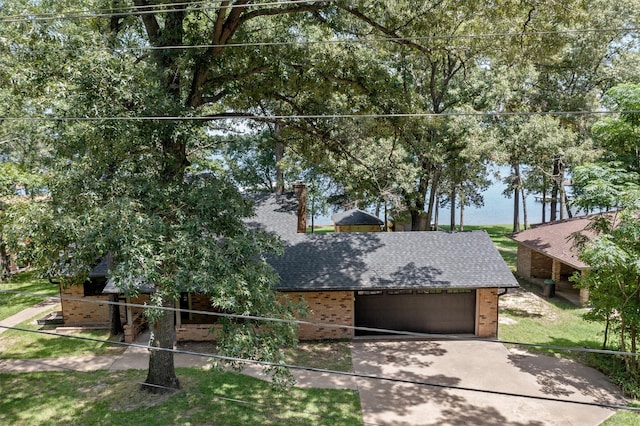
[499,282,558,322]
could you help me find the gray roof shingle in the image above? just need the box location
[331,208,384,226]
[249,194,518,291]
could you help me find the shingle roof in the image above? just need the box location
[331,208,384,226]
[249,194,518,291]
[269,231,518,291]
[509,216,596,270]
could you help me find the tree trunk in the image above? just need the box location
[425,167,441,231]
[550,160,560,221]
[450,181,456,231]
[0,234,11,281]
[274,124,284,194]
[512,164,520,233]
[109,294,124,338]
[143,297,180,393]
[459,192,465,232]
[521,186,528,230]
[411,160,430,231]
[541,181,547,224]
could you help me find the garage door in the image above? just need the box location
[355,289,476,335]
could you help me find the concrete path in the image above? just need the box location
[351,340,625,426]
[0,297,59,336]
[0,328,359,390]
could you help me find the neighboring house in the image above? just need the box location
[54,188,518,342]
[509,216,594,306]
[331,208,384,233]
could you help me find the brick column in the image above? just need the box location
[551,259,561,283]
[475,288,498,337]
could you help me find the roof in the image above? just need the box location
[331,208,384,226]
[509,216,595,270]
[250,194,518,291]
[269,231,518,291]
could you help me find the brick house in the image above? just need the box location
[509,216,594,306]
[56,190,518,342]
[252,192,518,340]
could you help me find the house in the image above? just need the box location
[330,208,384,233]
[509,216,594,306]
[250,190,518,339]
[54,188,518,341]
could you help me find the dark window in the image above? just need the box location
[83,279,107,296]
[387,290,413,295]
[357,290,383,296]
[416,289,443,294]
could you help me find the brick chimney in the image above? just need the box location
[293,183,307,233]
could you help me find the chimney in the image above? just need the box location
[293,183,307,233]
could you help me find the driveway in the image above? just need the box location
[352,340,625,426]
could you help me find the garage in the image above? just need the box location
[354,289,476,335]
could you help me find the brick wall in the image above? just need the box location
[335,225,382,233]
[284,291,354,340]
[176,324,221,341]
[60,284,111,326]
[516,244,553,279]
[475,288,498,337]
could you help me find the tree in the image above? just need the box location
[593,84,640,173]
[572,176,640,376]
[0,0,338,392]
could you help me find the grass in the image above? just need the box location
[0,368,362,425]
[285,341,352,372]
[0,270,58,320]
[0,315,124,359]
[307,224,334,234]
[498,280,605,356]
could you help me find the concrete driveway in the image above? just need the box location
[352,340,626,426]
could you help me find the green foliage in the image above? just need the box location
[572,179,640,378]
[593,84,640,173]
[571,163,640,213]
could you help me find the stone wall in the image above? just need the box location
[475,288,499,337]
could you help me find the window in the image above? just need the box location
[357,290,383,296]
[416,289,443,294]
[387,289,413,295]
[447,289,473,294]
[83,279,107,296]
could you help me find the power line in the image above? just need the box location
[1,288,638,358]
[0,0,330,23]
[0,324,637,413]
[2,26,636,55]
[0,109,634,122]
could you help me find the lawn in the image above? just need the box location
[0,368,362,425]
[0,270,58,320]
[0,317,124,359]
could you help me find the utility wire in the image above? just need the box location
[3,26,637,54]
[0,109,635,122]
[0,323,637,413]
[0,0,331,23]
[2,288,639,358]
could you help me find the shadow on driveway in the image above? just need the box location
[352,340,624,426]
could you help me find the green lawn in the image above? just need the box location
[498,281,605,355]
[0,368,362,425]
[0,270,58,320]
[0,315,124,359]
